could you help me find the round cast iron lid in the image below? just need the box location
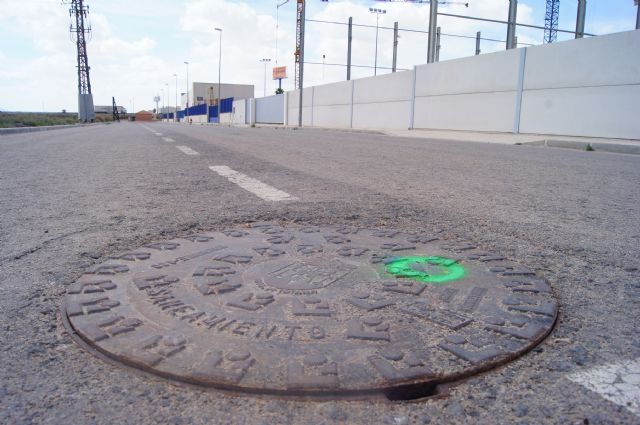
[63,224,557,399]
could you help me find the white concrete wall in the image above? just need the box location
[413,49,522,132]
[219,113,232,124]
[256,94,285,124]
[187,114,208,124]
[519,30,640,139]
[232,99,247,124]
[352,71,413,129]
[279,30,640,139]
[286,88,314,126]
[311,80,352,128]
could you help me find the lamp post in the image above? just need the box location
[369,8,386,76]
[276,0,290,65]
[184,61,189,121]
[214,28,222,108]
[165,83,170,121]
[260,58,271,97]
[173,73,178,122]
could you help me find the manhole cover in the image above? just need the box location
[63,224,557,399]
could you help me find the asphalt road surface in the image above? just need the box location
[1,122,639,425]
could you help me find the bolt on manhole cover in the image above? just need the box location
[63,224,557,400]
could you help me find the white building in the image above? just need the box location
[180,82,254,109]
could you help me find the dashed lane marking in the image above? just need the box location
[162,137,175,143]
[176,145,199,156]
[154,132,163,136]
[567,358,640,417]
[209,165,298,202]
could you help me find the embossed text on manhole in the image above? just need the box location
[63,224,558,399]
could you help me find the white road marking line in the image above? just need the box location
[154,132,163,136]
[176,145,199,156]
[568,358,640,416]
[162,137,174,143]
[209,165,298,202]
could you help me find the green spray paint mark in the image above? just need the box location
[384,256,466,284]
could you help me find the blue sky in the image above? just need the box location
[0,0,637,112]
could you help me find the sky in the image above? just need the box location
[0,0,637,112]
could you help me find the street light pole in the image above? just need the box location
[215,28,222,108]
[369,8,386,76]
[276,0,290,65]
[184,61,189,121]
[173,73,178,123]
[260,58,271,97]
[165,83,169,122]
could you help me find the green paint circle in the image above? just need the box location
[384,256,466,284]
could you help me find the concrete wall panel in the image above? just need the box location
[524,31,640,90]
[234,99,248,124]
[415,49,521,97]
[414,92,517,133]
[256,94,284,124]
[352,101,411,129]
[313,80,352,106]
[353,71,413,104]
[313,105,351,128]
[519,84,640,139]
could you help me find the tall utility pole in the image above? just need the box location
[65,0,95,122]
[215,28,222,107]
[427,0,438,63]
[296,0,305,127]
[435,26,441,62]
[165,83,170,121]
[347,17,353,80]
[506,0,518,49]
[184,61,189,121]
[544,0,560,43]
[392,21,398,73]
[294,0,305,90]
[260,58,271,97]
[276,0,290,65]
[575,0,587,38]
[369,8,386,76]
[173,74,178,122]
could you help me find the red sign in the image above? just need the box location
[272,66,287,80]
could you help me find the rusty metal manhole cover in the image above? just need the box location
[63,224,557,399]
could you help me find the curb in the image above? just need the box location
[0,123,101,136]
[522,139,640,155]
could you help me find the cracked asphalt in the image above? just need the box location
[1,122,639,424]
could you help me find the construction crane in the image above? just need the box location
[294,0,305,89]
[544,0,560,43]
[112,97,120,122]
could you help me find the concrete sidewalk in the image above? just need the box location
[0,122,101,136]
[383,129,640,155]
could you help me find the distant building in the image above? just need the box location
[135,110,153,121]
[158,106,177,114]
[95,105,127,115]
[180,82,254,109]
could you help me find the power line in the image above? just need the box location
[304,61,410,71]
[305,18,533,46]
